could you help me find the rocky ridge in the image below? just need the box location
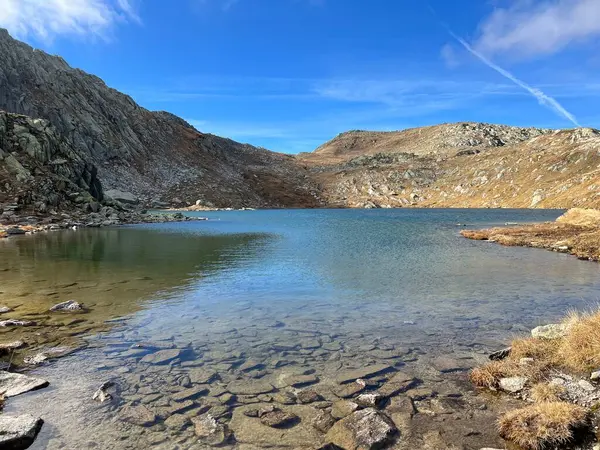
[0,29,322,211]
[299,124,600,209]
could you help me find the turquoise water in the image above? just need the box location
[6,208,600,449]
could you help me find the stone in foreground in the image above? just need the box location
[325,408,398,450]
[0,371,49,397]
[0,414,43,450]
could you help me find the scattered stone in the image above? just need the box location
[356,393,385,408]
[334,379,367,398]
[385,395,416,415]
[0,414,43,449]
[590,370,600,381]
[260,410,299,428]
[325,408,398,450]
[489,347,511,361]
[278,372,319,388]
[336,364,393,384]
[188,368,218,384]
[531,323,568,340]
[23,354,48,366]
[431,356,473,373]
[227,379,274,395]
[49,300,84,312]
[332,400,360,419]
[0,371,49,397]
[119,405,157,426]
[296,389,323,404]
[164,414,190,430]
[92,381,115,403]
[312,409,336,433]
[376,371,417,397]
[140,349,181,365]
[192,414,229,446]
[273,391,297,405]
[0,319,35,327]
[0,306,13,314]
[499,376,528,393]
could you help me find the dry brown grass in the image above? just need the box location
[470,360,519,389]
[557,310,600,372]
[498,402,588,450]
[530,383,566,403]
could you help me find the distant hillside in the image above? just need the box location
[299,124,600,209]
[0,29,322,210]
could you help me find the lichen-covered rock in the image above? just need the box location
[531,323,569,340]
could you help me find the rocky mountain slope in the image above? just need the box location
[299,123,600,209]
[0,29,322,210]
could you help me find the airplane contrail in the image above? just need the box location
[448,31,581,127]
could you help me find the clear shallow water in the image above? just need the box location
[4,209,600,449]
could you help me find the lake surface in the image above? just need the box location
[4,208,600,449]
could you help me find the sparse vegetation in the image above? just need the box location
[498,402,589,450]
[530,382,566,403]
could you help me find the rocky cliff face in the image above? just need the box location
[0,111,103,216]
[0,29,322,209]
[299,124,600,209]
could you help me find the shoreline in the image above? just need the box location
[461,208,600,262]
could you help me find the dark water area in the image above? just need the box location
[3,209,600,449]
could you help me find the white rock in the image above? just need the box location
[499,376,528,393]
[531,323,568,339]
[578,380,595,392]
[591,370,600,381]
[0,371,49,397]
[49,300,84,312]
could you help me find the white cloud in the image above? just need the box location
[0,0,140,42]
[475,0,600,58]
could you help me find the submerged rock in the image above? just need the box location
[260,410,299,428]
[334,379,367,398]
[336,364,393,384]
[49,300,85,312]
[0,306,13,314]
[0,371,49,397]
[227,379,274,395]
[0,414,43,450]
[331,400,360,419]
[489,347,511,361]
[376,371,417,398]
[0,341,26,353]
[119,405,157,426]
[325,408,398,450]
[192,414,229,446]
[140,349,181,365]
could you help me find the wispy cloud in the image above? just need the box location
[449,31,580,127]
[475,0,600,58]
[0,0,140,42]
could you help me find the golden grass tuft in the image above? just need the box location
[530,382,565,403]
[557,310,600,372]
[470,360,519,389]
[498,402,589,450]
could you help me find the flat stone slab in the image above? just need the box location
[376,371,417,397]
[0,414,43,449]
[0,371,49,397]
[230,403,323,448]
[227,380,274,395]
[325,408,397,450]
[336,364,394,384]
[140,349,181,365]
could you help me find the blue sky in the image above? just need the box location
[2,0,600,153]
